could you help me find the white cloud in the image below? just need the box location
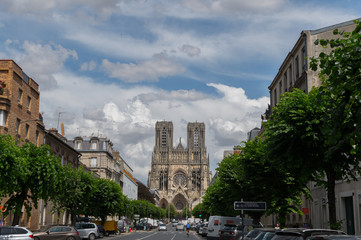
[38,71,268,183]
[80,61,97,71]
[4,40,78,90]
[101,53,186,83]
[180,44,201,57]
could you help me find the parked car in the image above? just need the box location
[273,229,346,240]
[308,235,361,240]
[34,226,81,240]
[74,222,99,240]
[158,223,167,231]
[96,225,106,238]
[0,226,34,240]
[245,228,265,240]
[253,228,280,240]
[176,223,185,231]
[135,222,152,230]
[201,223,208,237]
[220,224,243,240]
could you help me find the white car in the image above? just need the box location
[158,223,167,231]
[176,223,185,231]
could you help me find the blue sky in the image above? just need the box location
[1,0,360,183]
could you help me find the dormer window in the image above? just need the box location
[91,140,98,150]
[75,140,82,149]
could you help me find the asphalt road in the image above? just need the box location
[105,225,204,240]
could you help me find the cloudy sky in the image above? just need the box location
[1,0,360,184]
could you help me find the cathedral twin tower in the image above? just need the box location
[147,121,212,212]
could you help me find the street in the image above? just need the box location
[108,225,203,240]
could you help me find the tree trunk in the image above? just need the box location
[327,168,337,229]
[11,189,27,226]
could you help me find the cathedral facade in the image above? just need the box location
[147,121,212,213]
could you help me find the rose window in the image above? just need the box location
[173,172,186,186]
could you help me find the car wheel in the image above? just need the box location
[99,232,104,238]
[34,237,40,240]
[88,233,96,240]
[66,237,76,240]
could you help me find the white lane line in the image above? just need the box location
[171,233,176,240]
[137,232,158,239]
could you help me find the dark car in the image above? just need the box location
[308,235,361,240]
[0,226,34,240]
[96,225,106,238]
[135,222,152,230]
[273,229,346,240]
[33,225,81,240]
[220,224,243,240]
[245,228,264,240]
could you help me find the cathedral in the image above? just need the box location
[147,121,212,213]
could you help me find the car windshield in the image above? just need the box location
[160,224,166,226]
[247,229,262,238]
[223,225,237,230]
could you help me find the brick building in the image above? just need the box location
[0,60,45,144]
[0,60,84,230]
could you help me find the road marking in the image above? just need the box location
[171,234,176,240]
[137,232,158,239]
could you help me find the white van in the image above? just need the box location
[206,216,241,240]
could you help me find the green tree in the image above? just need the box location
[309,20,361,228]
[165,203,177,220]
[263,89,325,225]
[89,178,124,225]
[53,165,97,226]
[181,206,191,219]
[192,203,209,220]
[0,136,65,225]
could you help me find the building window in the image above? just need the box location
[289,65,292,87]
[194,129,199,148]
[25,124,29,139]
[283,72,287,92]
[91,141,98,150]
[302,46,307,71]
[75,141,82,149]
[35,131,39,147]
[279,81,282,94]
[295,56,299,78]
[16,119,21,135]
[161,129,167,147]
[18,89,23,105]
[0,110,7,126]
[274,89,277,106]
[27,97,31,111]
[91,157,97,167]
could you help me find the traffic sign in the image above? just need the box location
[134,214,140,219]
[234,201,266,211]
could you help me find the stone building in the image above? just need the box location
[147,121,212,213]
[67,136,123,186]
[267,19,360,233]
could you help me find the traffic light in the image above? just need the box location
[199,214,201,217]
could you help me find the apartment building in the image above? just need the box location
[0,60,84,230]
[0,60,45,144]
[115,152,138,200]
[267,19,360,233]
[67,136,123,186]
